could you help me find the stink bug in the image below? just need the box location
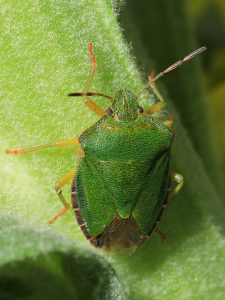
[6,43,206,249]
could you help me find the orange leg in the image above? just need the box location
[86,42,97,91]
[68,92,112,117]
[83,43,107,116]
[84,97,106,116]
[49,168,76,224]
[6,138,79,155]
[69,43,111,117]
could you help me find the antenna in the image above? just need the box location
[137,46,207,98]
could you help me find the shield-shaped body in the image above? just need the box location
[71,104,174,249]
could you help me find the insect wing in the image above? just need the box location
[133,153,170,234]
[75,155,116,237]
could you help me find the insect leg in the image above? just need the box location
[82,96,107,116]
[154,172,183,239]
[69,43,111,116]
[81,42,108,116]
[155,227,166,241]
[146,69,167,115]
[146,101,166,115]
[162,115,175,129]
[168,172,184,202]
[149,69,166,101]
[6,138,79,155]
[86,42,97,92]
[68,92,110,116]
[49,168,76,224]
[145,69,175,128]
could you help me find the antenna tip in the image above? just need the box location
[183,46,207,62]
[198,46,207,53]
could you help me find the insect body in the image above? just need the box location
[6,43,206,249]
[73,89,174,248]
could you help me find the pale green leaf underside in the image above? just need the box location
[0,214,125,300]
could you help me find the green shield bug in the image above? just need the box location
[6,43,206,249]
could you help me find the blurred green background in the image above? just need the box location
[186,0,225,174]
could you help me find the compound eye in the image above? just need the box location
[106,107,113,115]
[137,106,144,114]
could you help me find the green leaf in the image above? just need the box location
[210,82,225,166]
[0,214,125,300]
[1,1,225,299]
